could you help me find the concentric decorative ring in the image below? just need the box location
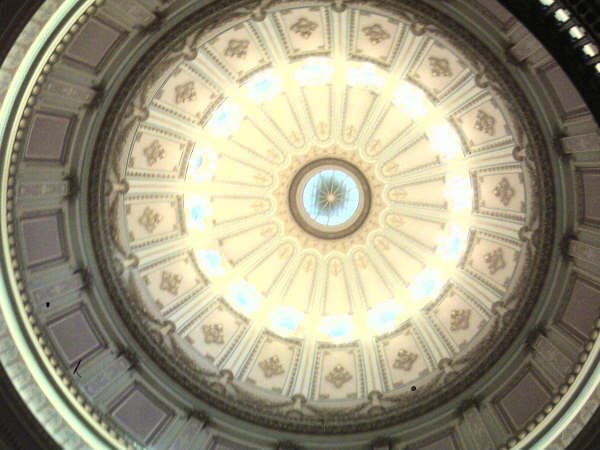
[289,157,371,239]
[87,0,554,434]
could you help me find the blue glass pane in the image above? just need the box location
[229,281,261,312]
[254,78,273,94]
[446,235,462,257]
[329,322,350,338]
[193,154,203,170]
[302,169,360,226]
[196,249,223,276]
[190,205,206,222]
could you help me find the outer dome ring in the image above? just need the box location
[87,0,555,434]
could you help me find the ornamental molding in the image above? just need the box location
[474,109,496,136]
[483,247,506,275]
[85,0,555,434]
[202,323,225,344]
[429,56,452,78]
[259,355,286,378]
[290,17,318,39]
[393,350,418,371]
[325,364,353,388]
[493,177,516,206]
[362,23,391,45]
[224,39,250,59]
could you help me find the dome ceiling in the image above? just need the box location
[5,0,600,448]
[91,0,551,432]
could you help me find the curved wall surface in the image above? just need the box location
[0,1,599,449]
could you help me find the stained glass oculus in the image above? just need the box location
[302,169,361,227]
[289,157,371,239]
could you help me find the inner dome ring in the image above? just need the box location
[288,157,372,239]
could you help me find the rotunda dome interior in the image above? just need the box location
[0,0,599,449]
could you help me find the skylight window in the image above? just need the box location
[302,169,361,227]
[368,300,405,333]
[428,122,463,159]
[569,26,585,40]
[393,83,429,119]
[208,101,243,137]
[188,145,217,181]
[409,269,444,301]
[583,43,599,58]
[295,58,333,86]
[436,225,469,261]
[246,70,282,104]
[270,306,304,334]
[195,249,225,277]
[319,315,354,341]
[347,63,385,89]
[445,176,472,212]
[228,280,262,314]
[554,8,570,23]
[186,196,212,230]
